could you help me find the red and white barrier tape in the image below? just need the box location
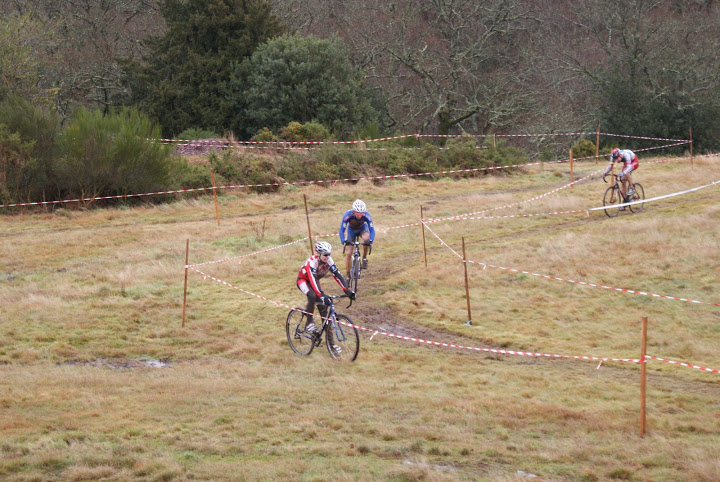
[600,132,690,142]
[188,266,640,366]
[190,237,309,267]
[424,223,720,308]
[158,131,690,145]
[646,355,720,374]
[0,141,695,209]
[190,266,719,374]
[0,158,551,209]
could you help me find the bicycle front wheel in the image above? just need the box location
[286,308,315,356]
[349,256,360,293]
[326,314,360,362]
[628,183,645,213]
[603,186,622,217]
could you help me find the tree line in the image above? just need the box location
[1,0,719,206]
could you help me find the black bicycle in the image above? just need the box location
[286,294,360,362]
[602,173,645,217]
[346,237,371,294]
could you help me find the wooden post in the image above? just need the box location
[462,237,472,325]
[210,168,220,226]
[181,239,189,327]
[595,120,600,164]
[569,149,574,187]
[420,205,427,269]
[640,316,648,437]
[492,134,496,149]
[303,194,314,254]
[689,127,693,168]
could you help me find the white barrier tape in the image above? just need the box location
[586,178,720,212]
[189,267,640,365]
[646,355,720,374]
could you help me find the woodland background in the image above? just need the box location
[1,0,719,205]
[1,0,719,145]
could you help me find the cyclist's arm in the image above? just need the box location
[365,213,376,242]
[602,161,613,176]
[329,264,349,291]
[339,214,348,244]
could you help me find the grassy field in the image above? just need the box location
[1,155,719,481]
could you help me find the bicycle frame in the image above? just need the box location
[286,294,359,361]
[347,236,370,293]
[602,173,644,217]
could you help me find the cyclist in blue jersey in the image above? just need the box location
[339,199,375,280]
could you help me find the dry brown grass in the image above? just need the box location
[1,155,719,480]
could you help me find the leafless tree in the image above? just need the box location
[4,0,161,119]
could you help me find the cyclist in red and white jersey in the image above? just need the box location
[297,241,355,348]
[602,147,639,202]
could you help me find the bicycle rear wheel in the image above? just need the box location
[286,308,315,356]
[326,314,360,362]
[603,186,622,217]
[628,183,645,213]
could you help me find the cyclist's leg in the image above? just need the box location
[345,227,361,278]
[360,228,371,267]
[625,164,635,194]
[298,280,318,331]
[620,164,633,198]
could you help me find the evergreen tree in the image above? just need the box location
[123,0,285,137]
[231,34,377,139]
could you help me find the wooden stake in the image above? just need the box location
[569,148,574,187]
[462,237,472,325]
[210,168,220,226]
[640,316,648,437]
[181,239,189,327]
[303,194,314,254]
[420,205,427,269]
[689,127,693,168]
[595,120,600,164]
[492,133,496,149]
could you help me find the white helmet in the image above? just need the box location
[352,199,366,212]
[315,241,332,255]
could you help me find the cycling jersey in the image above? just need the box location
[603,149,639,176]
[297,254,347,297]
[339,210,375,244]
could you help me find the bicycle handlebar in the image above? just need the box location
[329,293,353,309]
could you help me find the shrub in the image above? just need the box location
[252,127,276,142]
[301,121,332,142]
[176,128,219,140]
[571,139,597,159]
[0,95,60,205]
[56,107,177,203]
[209,149,282,193]
[0,124,36,204]
[279,122,304,142]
